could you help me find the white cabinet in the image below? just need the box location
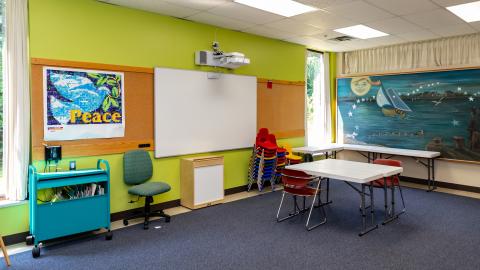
[180,156,224,209]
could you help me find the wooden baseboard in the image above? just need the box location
[400,176,480,194]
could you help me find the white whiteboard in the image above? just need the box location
[154,68,257,158]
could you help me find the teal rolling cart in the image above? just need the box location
[28,159,112,258]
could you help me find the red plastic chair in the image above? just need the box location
[255,128,269,146]
[372,159,405,212]
[276,169,326,231]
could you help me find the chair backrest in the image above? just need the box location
[267,134,277,145]
[123,149,153,185]
[282,143,292,155]
[256,129,269,146]
[281,168,316,188]
[373,159,402,167]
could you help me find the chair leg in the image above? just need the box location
[0,235,11,267]
[397,184,406,212]
[306,192,327,231]
[276,192,300,222]
[123,196,170,229]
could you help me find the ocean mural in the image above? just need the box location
[337,69,480,162]
[44,67,125,141]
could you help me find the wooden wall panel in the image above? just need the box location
[31,58,306,159]
[257,80,305,139]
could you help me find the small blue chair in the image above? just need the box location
[122,149,171,229]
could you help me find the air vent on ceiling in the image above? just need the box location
[329,35,356,42]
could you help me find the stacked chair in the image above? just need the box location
[282,143,302,165]
[248,129,285,192]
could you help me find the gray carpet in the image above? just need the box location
[5,181,480,270]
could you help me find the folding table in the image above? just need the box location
[286,159,403,236]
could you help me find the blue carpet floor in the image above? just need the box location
[5,181,480,270]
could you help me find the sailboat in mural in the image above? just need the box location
[376,86,412,118]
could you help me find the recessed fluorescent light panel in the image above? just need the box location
[334,25,389,40]
[446,1,480,22]
[234,0,317,17]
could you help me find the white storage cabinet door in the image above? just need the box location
[193,165,224,205]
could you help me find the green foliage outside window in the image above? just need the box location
[306,51,321,123]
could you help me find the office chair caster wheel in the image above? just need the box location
[123,219,128,226]
[26,235,34,245]
[165,216,171,223]
[105,230,113,241]
[143,222,149,230]
[32,246,41,258]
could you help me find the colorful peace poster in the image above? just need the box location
[44,67,125,141]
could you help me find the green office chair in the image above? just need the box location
[122,149,171,229]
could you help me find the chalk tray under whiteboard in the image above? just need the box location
[154,68,257,158]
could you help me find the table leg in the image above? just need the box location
[427,158,431,191]
[358,183,379,236]
[427,158,437,192]
[361,184,366,231]
[383,176,388,221]
[317,178,332,207]
[305,154,314,162]
[370,182,375,226]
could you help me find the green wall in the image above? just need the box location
[28,0,305,81]
[0,0,306,237]
[329,53,337,142]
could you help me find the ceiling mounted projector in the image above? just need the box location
[195,42,250,69]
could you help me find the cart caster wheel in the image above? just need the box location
[105,231,113,241]
[32,246,41,258]
[123,219,128,226]
[165,216,171,223]
[143,222,149,230]
[26,235,34,246]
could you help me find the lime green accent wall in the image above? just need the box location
[0,203,29,236]
[29,137,304,214]
[0,0,307,237]
[28,0,305,81]
[329,53,337,142]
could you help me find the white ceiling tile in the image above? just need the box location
[296,0,356,9]
[284,35,323,46]
[208,2,284,25]
[403,8,467,29]
[429,23,477,37]
[431,0,477,7]
[186,12,255,31]
[324,0,395,23]
[290,9,355,29]
[107,0,200,18]
[264,19,324,36]
[367,35,407,46]
[396,29,440,42]
[365,0,438,16]
[163,0,228,11]
[471,21,480,31]
[311,30,345,40]
[366,17,424,35]
[242,25,297,40]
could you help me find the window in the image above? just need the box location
[306,50,329,146]
[0,0,5,198]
